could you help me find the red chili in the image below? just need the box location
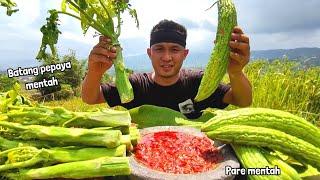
[134,131,223,174]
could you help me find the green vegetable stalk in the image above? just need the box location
[0,121,122,148]
[5,105,131,129]
[0,145,126,172]
[37,0,139,103]
[0,136,76,150]
[129,125,140,145]
[4,156,130,179]
[0,136,20,150]
[0,147,49,172]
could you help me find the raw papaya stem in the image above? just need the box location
[5,157,130,179]
[65,0,112,37]
[0,121,122,148]
[0,151,46,172]
[114,47,133,103]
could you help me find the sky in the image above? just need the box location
[1,0,320,70]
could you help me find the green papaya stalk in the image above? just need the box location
[37,0,139,103]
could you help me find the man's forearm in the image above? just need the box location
[229,72,252,107]
[81,71,104,104]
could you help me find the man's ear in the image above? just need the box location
[147,48,151,58]
[184,49,189,59]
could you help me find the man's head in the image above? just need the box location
[150,19,187,47]
[147,20,189,84]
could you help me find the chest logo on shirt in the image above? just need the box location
[178,99,195,114]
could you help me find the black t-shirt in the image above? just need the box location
[101,69,231,119]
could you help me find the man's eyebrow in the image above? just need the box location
[171,45,184,49]
[153,45,164,48]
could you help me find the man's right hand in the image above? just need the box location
[88,36,117,75]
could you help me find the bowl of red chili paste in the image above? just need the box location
[129,126,239,180]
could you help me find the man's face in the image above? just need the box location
[147,42,189,79]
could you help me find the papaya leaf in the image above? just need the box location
[0,0,19,16]
[61,0,67,12]
[36,10,61,62]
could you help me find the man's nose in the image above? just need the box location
[161,50,172,61]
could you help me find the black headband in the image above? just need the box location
[150,29,186,47]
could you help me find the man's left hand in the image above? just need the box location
[228,26,250,75]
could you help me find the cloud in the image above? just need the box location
[61,30,96,45]
[235,0,320,34]
[6,0,40,26]
[120,0,217,38]
[250,29,320,50]
[1,0,320,70]
[187,29,214,53]
[175,18,216,32]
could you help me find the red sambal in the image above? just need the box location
[133,131,223,174]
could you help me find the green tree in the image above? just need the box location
[0,73,19,92]
[34,50,86,100]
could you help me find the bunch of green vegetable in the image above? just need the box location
[4,104,131,129]
[201,107,320,178]
[231,144,302,180]
[0,0,18,16]
[5,156,130,179]
[36,0,139,103]
[0,87,137,179]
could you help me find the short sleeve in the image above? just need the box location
[101,83,122,107]
[212,83,231,108]
[100,73,145,109]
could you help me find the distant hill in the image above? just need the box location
[251,47,320,67]
[251,47,320,60]
[124,47,320,72]
[1,47,319,73]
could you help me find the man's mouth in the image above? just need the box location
[160,65,173,68]
[160,64,173,71]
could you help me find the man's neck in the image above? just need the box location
[151,72,180,86]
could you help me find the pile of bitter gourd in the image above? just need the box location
[194,0,320,178]
[129,105,320,179]
[201,108,320,179]
[0,84,139,179]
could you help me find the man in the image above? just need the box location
[82,19,252,119]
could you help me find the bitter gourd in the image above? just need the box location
[231,144,279,180]
[201,108,320,148]
[262,150,301,180]
[194,0,237,102]
[206,125,320,171]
